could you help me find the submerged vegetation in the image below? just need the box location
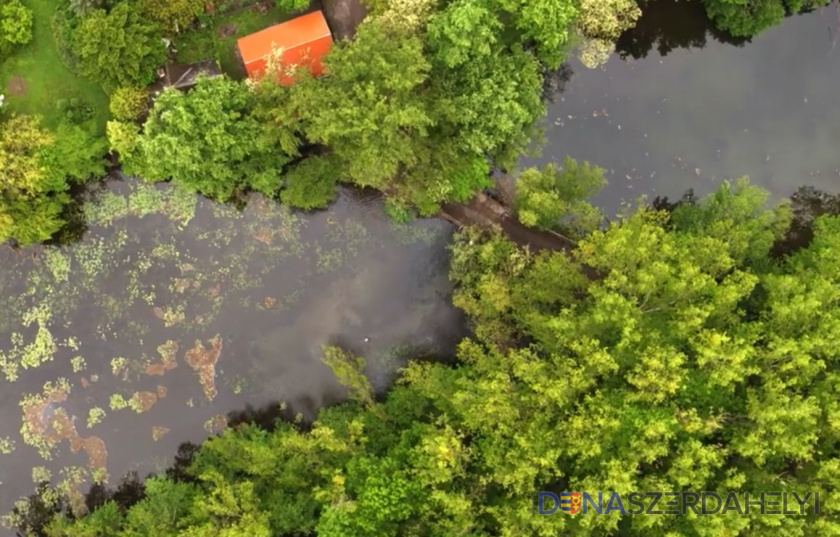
[0,177,453,528]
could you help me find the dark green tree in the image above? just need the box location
[72,2,166,90]
[702,0,830,37]
[514,157,606,238]
[121,76,297,201]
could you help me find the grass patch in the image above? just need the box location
[175,5,295,78]
[0,0,109,134]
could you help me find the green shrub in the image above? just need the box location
[0,0,34,49]
[280,155,340,210]
[109,86,148,122]
[56,98,94,124]
[275,0,310,13]
[384,198,413,223]
[139,0,204,33]
[51,7,81,69]
[71,3,166,90]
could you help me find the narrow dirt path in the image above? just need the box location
[440,188,600,280]
[440,194,576,253]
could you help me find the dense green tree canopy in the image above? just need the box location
[114,76,298,202]
[0,115,105,244]
[267,0,583,215]
[0,115,57,197]
[138,0,204,33]
[0,0,33,52]
[32,179,840,536]
[109,86,149,122]
[71,2,166,90]
[514,157,606,238]
[289,20,433,192]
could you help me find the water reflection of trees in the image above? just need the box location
[541,62,574,103]
[616,0,751,60]
[652,185,840,257]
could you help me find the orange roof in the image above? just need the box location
[237,10,332,67]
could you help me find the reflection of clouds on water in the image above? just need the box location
[247,231,466,419]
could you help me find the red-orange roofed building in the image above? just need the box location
[237,10,333,85]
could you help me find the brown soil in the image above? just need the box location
[74,436,108,471]
[252,228,273,244]
[22,384,108,476]
[6,76,27,96]
[145,361,176,376]
[219,24,237,38]
[22,385,69,442]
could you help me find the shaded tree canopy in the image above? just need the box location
[112,76,298,202]
[71,2,166,90]
[514,157,606,238]
[702,0,830,37]
[138,0,204,34]
[0,115,105,245]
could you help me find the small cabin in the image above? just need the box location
[237,10,333,86]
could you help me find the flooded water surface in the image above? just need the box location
[0,180,465,527]
[531,1,840,212]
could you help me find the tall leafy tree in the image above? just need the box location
[0,116,68,245]
[0,116,106,244]
[278,0,581,215]
[139,0,204,34]
[514,157,606,237]
[0,0,33,53]
[72,2,166,90]
[702,0,830,36]
[122,76,297,201]
[289,19,432,191]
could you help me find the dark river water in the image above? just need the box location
[1,2,840,531]
[530,0,840,213]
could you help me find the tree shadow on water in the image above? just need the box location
[651,184,840,257]
[542,62,574,103]
[616,0,751,60]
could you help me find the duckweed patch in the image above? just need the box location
[86,408,105,429]
[0,438,14,455]
[151,426,170,442]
